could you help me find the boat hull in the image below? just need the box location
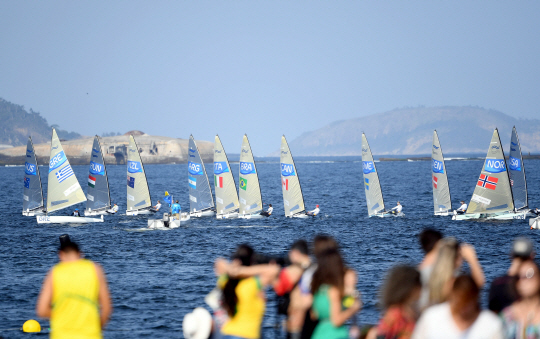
[434,211,452,216]
[84,209,111,216]
[37,215,104,224]
[217,212,239,219]
[288,213,309,219]
[530,217,540,229]
[148,213,190,228]
[23,209,45,216]
[371,212,405,218]
[238,213,265,219]
[126,208,155,216]
[190,209,216,218]
[452,210,533,220]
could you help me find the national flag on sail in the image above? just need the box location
[88,175,96,188]
[55,166,74,183]
[282,177,288,191]
[365,178,369,190]
[215,175,223,188]
[433,175,438,189]
[127,176,135,188]
[24,177,30,188]
[239,177,247,191]
[477,174,498,190]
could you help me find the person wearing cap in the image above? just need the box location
[456,201,467,214]
[72,209,81,217]
[36,235,112,338]
[307,205,320,216]
[389,201,402,215]
[260,204,273,217]
[106,203,118,214]
[183,307,213,339]
[488,237,535,313]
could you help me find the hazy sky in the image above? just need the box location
[1,1,539,155]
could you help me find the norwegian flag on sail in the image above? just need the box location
[282,177,288,191]
[433,175,438,189]
[477,174,498,190]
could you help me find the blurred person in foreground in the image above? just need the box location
[488,237,534,313]
[214,244,280,339]
[500,260,540,338]
[412,275,503,339]
[376,265,422,339]
[310,248,361,339]
[427,238,484,307]
[417,228,443,310]
[36,235,112,339]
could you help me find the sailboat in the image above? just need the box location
[37,129,103,224]
[432,130,452,216]
[361,133,393,217]
[280,135,308,218]
[238,134,264,219]
[214,135,240,219]
[453,128,532,220]
[188,135,216,217]
[126,135,154,216]
[22,137,45,216]
[85,136,112,216]
[508,126,534,217]
[148,192,191,228]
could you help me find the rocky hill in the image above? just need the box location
[279,106,540,156]
[0,97,81,146]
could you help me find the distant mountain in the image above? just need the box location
[277,106,540,156]
[0,97,82,146]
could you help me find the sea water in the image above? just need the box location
[1,157,540,338]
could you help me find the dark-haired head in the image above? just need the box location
[58,234,80,253]
[313,234,338,258]
[380,265,421,310]
[231,244,255,267]
[450,275,480,320]
[419,228,442,254]
[516,259,540,299]
[291,240,309,255]
[311,248,345,296]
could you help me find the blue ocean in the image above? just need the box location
[2,157,540,338]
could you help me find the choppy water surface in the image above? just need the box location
[2,157,540,338]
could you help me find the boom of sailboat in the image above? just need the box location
[22,126,539,225]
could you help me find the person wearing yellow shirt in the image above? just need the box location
[214,244,280,339]
[36,234,112,339]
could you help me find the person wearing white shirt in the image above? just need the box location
[151,200,161,213]
[456,201,467,215]
[412,275,503,339]
[106,203,118,214]
[306,205,320,216]
[390,202,402,215]
[260,204,273,217]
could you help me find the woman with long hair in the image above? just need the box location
[310,248,361,339]
[215,244,279,339]
[376,265,421,339]
[501,260,540,338]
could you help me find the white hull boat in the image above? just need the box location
[217,212,239,219]
[453,209,534,221]
[84,208,112,216]
[23,209,45,216]
[148,212,190,228]
[238,213,265,219]
[126,208,155,216]
[22,137,45,216]
[37,215,104,224]
[190,209,216,218]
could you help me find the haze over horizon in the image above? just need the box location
[1,1,539,155]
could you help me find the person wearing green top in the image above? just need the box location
[311,248,361,339]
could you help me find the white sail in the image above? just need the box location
[280,135,305,217]
[126,135,152,212]
[214,135,239,216]
[508,126,528,210]
[23,137,44,213]
[432,130,452,214]
[466,128,514,214]
[46,129,86,213]
[188,135,215,214]
[238,134,262,215]
[361,133,385,216]
[85,136,111,213]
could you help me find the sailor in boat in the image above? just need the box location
[456,201,467,215]
[260,204,273,217]
[150,200,162,213]
[306,205,320,216]
[72,209,81,217]
[106,203,118,214]
[389,202,402,215]
[171,200,181,220]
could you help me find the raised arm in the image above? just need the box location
[461,244,485,288]
[328,286,361,327]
